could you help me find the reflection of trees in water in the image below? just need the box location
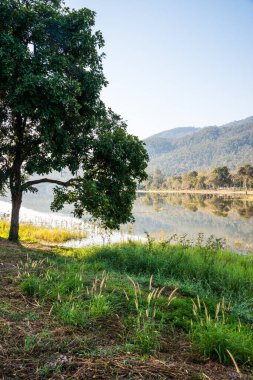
[235,202,253,219]
[139,193,253,220]
[204,197,232,217]
[141,193,166,212]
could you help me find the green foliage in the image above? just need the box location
[121,276,169,355]
[182,170,198,189]
[0,0,148,239]
[208,166,232,188]
[37,364,63,378]
[159,297,194,330]
[50,121,148,229]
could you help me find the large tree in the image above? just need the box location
[0,0,148,241]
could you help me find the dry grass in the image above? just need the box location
[0,220,86,243]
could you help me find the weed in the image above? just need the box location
[37,364,63,378]
[24,335,38,352]
[89,295,111,318]
[23,330,53,353]
[21,275,46,298]
[124,276,177,355]
[144,231,155,252]
[191,298,253,365]
[54,301,88,327]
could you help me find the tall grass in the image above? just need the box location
[123,275,177,354]
[0,220,86,243]
[18,240,253,367]
[191,297,253,365]
[76,242,253,305]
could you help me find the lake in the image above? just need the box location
[1,190,253,253]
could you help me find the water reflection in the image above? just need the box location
[1,192,253,253]
[130,193,253,253]
[139,193,253,219]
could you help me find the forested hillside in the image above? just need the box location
[144,117,253,175]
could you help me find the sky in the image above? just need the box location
[65,0,253,139]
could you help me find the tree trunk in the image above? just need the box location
[9,190,22,242]
[8,114,25,242]
[245,178,248,195]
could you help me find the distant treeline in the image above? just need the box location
[141,164,253,192]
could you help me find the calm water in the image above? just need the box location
[132,193,253,253]
[1,190,253,253]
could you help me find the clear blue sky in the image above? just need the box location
[65,0,253,138]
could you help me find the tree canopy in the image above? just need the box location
[0,0,148,240]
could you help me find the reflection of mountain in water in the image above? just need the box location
[130,193,253,252]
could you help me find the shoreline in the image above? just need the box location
[137,189,253,198]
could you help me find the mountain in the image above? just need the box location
[144,127,200,159]
[144,116,253,175]
[146,126,200,140]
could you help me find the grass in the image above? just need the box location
[0,220,86,243]
[1,235,253,378]
[63,240,253,311]
[191,297,253,365]
[17,240,253,367]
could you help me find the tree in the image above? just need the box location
[182,171,198,189]
[238,165,253,194]
[208,166,231,189]
[152,168,164,189]
[0,0,148,241]
[195,175,207,190]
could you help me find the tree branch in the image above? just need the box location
[22,178,76,190]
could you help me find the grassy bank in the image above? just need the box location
[0,220,86,243]
[1,236,253,379]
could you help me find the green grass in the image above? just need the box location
[191,321,253,365]
[0,220,86,243]
[62,242,253,309]
[18,240,253,367]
